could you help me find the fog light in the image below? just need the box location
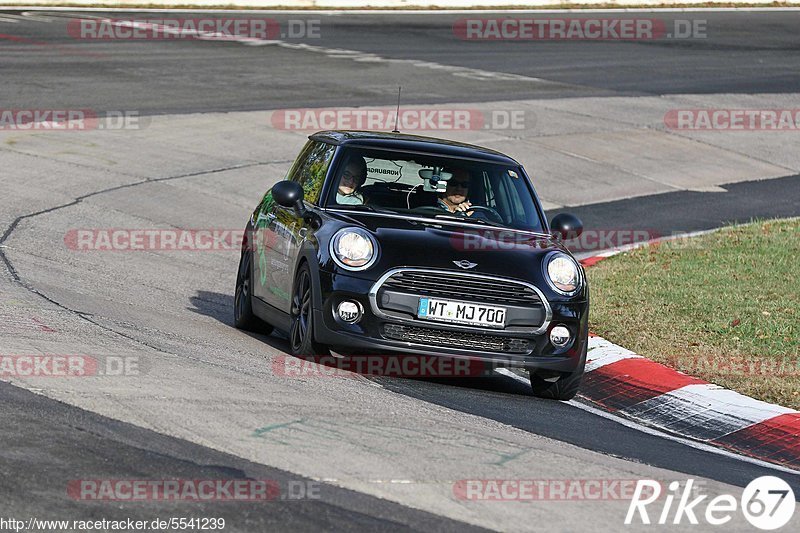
[337,300,363,323]
[549,325,571,347]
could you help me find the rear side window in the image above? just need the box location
[287,141,335,205]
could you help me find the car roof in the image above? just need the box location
[309,130,519,165]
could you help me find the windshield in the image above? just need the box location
[323,147,546,233]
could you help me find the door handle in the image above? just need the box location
[255,212,275,226]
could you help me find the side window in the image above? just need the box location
[498,172,527,222]
[287,141,335,205]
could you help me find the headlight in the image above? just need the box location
[330,228,378,271]
[545,252,581,295]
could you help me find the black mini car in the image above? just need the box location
[234,131,589,400]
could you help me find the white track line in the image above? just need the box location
[68,16,550,83]
[5,7,800,13]
[494,367,800,476]
[18,12,54,21]
[240,40,549,83]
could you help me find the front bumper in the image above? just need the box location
[312,268,589,373]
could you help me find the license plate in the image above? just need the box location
[417,297,506,329]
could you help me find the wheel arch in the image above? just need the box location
[294,241,325,314]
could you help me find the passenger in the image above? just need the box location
[336,155,367,205]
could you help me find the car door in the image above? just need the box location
[253,140,335,312]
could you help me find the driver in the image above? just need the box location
[336,155,367,205]
[437,168,473,215]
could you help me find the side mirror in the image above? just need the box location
[550,213,583,241]
[272,180,310,220]
[272,180,304,208]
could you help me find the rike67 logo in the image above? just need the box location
[626,477,796,530]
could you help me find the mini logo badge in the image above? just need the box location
[453,260,478,270]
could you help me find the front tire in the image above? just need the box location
[234,248,273,334]
[289,263,329,356]
[529,344,586,401]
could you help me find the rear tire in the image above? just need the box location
[234,247,273,335]
[289,263,329,357]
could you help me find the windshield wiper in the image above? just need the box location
[432,213,502,228]
[334,204,396,214]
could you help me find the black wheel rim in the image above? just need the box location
[290,270,311,352]
[235,252,250,322]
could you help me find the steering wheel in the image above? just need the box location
[465,205,503,224]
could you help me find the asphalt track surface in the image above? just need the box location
[0,381,487,531]
[1,9,800,532]
[551,173,800,238]
[1,10,799,114]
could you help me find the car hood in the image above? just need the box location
[325,211,569,282]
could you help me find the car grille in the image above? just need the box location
[383,324,531,354]
[381,270,540,305]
